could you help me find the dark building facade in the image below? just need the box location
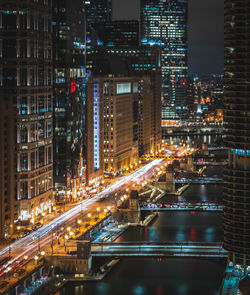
[223,0,250,266]
[92,20,140,47]
[52,0,86,192]
[0,0,53,222]
[0,99,16,239]
[141,0,188,125]
[84,0,112,48]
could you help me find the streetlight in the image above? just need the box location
[34,256,39,266]
[42,212,46,224]
[24,255,28,269]
[77,219,82,230]
[96,207,100,218]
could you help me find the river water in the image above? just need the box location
[58,136,227,295]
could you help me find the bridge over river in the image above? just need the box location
[175,177,226,184]
[140,201,223,212]
[91,241,227,259]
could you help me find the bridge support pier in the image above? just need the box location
[117,191,141,223]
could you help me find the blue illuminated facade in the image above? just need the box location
[141,0,188,124]
[93,83,100,171]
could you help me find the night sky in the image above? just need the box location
[113,0,224,76]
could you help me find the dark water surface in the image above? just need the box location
[59,258,226,295]
[117,211,223,243]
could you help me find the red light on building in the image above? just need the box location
[181,78,186,85]
[70,81,76,93]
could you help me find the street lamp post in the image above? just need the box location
[24,255,28,269]
[34,255,38,266]
[42,212,46,225]
[96,207,100,219]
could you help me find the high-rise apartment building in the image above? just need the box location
[0,0,53,222]
[52,0,86,192]
[223,0,250,266]
[141,0,188,125]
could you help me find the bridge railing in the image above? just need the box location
[92,241,223,247]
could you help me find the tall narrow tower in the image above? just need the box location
[141,0,188,125]
[223,0,250,266]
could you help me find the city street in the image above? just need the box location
[0,159,163,281]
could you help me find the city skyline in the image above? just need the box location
[113,0,224,76]
[0,0,249,294]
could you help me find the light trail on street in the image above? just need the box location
[0,159,162,276]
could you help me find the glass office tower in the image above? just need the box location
[141,0,188,125]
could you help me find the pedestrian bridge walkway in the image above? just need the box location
[91,241,227,259]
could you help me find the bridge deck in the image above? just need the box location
[141,207,223,212]
[140,202,223,212]
[91,242,227,258]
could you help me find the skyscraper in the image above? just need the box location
[141,0,188,125]
[52,0,86,192]
[92,20,140,47]
[223,0,250,266]
[0,0,53,222]
[84,0,112,48]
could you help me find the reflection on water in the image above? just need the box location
[59,258,226,295]
[117,211,223,243]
